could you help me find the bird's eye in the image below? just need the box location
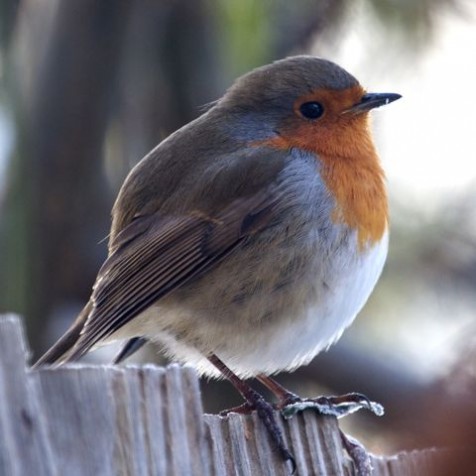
[299,101,324,120]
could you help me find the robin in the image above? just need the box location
[35,56,400,473]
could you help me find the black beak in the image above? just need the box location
[344,92,401,114]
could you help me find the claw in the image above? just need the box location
[281,392,384,420]
[249,389,295,471]
[284,450,297,475]
[278,392,380,475]
[340,430,373,476]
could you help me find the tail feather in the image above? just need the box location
[32,301,92,368]
[113,337,147,364]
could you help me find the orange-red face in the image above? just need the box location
[270,84,376,161]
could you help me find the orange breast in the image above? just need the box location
[257,111,388,249]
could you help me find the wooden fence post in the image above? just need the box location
[0,315,443,475]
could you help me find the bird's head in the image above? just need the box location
[218,56,400,159]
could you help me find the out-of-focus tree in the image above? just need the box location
[1,0,131,352]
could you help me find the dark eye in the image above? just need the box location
[299,101,324,119]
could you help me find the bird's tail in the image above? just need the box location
[113,337,147,364]
[31,301,93,368]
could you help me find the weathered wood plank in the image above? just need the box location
[0,314,56,476]
[36,366,118,476]
[372,448,444,476]
[0,315,444,475]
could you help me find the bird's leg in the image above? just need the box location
[257,374,384,418]
[257,374,381,476]
[208,354,295,471]
[257,374,300,407]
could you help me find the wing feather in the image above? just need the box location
[64,189,281,361]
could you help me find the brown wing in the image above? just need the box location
[60,189,281,362]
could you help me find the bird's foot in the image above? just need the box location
[255,376,380,475]
[278,392,381,476]
[340,430,373,476]
[228,387,296,474]
[280,392,384,419]
[208,355,296,473]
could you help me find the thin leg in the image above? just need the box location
[208,354,295,472]
[257,374,300,407]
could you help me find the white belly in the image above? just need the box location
[113,231,388,378]
[227,231,389,377]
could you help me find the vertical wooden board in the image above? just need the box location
[316,414,348,475]
[416,449,442,475]
[371,455,392,476]
[180,366,211,476]
[226,413,253,476]
[280,411,353,476]
[35,365,117,476]
[383,449,449,476]
[388,454,413,475]
[109,367,150,476]
[386,450,441,476]
[163,364,196,476]
[112,364,209,476]
[283,412,311,476]
[218,413,241,476]
[0,315,56,476]
[108,367,135,476]
[238,414,263,475]
[304,412,342,475]
[204,415,230,476]
[135,365,168,475]
[205,412,290,476]
[249,411,284,476]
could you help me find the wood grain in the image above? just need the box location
[0,315,443,475]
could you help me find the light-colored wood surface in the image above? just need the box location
[0,315,442,475]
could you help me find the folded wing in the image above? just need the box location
[60,188,282,362]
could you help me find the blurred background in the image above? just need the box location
[0,0,475,469]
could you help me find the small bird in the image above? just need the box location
[35,56,400,472]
